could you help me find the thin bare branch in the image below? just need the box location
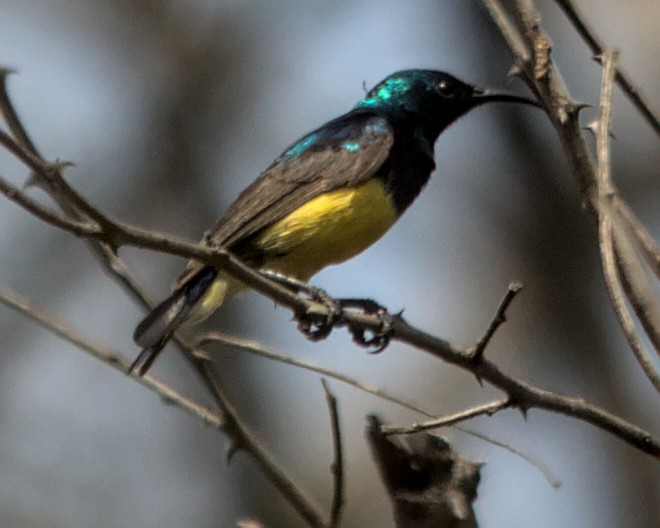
[321,380,344,528]
[0,77,328,528]
[196,332,436,415]
[391,316,659,456]
[471,282,523,361]
[0,68,41,155]
[593,50,660,388]
[2,169,658,455]
[0,78,154,311]
[0,174,100,236]
[553,0,660,134]
[453,426,561,489]
[196,332,561,487]
[0,284,224,429]
[494,0,600,207]
[599,221,660,390]
[594,49,617,196]
[381,399,511,435]
[479,0,660,453]
[480,0,532,65]
[614,230,660,356]
[613,196,660,279]
[4,137,120,238]
[0,285,327,528]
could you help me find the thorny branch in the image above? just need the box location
[195,331,561,487]
[1,128,658,456]
[1,4,659,526]
[479,1,660,387]
[0,70,328,528]
[0,283,561,492]
[553,0,660,135]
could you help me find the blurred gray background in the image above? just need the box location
[0,1,658,527]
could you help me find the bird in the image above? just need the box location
[131,69,539,375]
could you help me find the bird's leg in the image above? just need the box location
[258,271,397,350]
[259,271,341,340]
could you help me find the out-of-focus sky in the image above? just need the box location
[0,1,658,527]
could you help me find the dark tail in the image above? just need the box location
[129,266,218,376]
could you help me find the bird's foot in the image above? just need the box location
[337,298,397,353]
[259,271,341,340]
[296,287,343,341]
[258,271,397,351]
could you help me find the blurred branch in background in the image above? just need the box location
[0,284,225,430]
[367,415,481,528]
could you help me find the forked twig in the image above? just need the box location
[593,50,660,389]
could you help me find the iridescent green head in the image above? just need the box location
[356,69,538,139]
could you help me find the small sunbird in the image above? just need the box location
[131,69,539,375]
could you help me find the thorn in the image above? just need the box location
[48,159,75,171]
[583,120,617,141]
[226,439,241,463]
[23,172,40,189]
[159,394,176,406]
[518,405,529,420]
[584,120,598,138]
[192,348,212,362]
[507,62,524,79]
[592,54,603,64]
[566,100,591,116]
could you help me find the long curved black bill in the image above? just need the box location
[473,88,542,108]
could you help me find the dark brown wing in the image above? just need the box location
[212,114,394,247]
[174,113,394,288]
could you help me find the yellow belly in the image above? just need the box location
[188,178,397,323]
[255,178,398,279]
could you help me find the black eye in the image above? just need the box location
[435,80,455,97]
